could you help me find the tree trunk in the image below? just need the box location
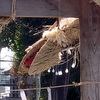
[80,1,100,100]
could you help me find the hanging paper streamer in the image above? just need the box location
[47,87,52,100]
[20,89,27,100]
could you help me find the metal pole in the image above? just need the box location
[0,48,1,98]
[36,74,41,100]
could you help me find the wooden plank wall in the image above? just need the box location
[0,0,80,17]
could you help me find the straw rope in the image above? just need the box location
[0,81,100,93]
[11,0,16,20]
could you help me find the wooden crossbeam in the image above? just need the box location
[0,0,12,16]
[0,0,80,17]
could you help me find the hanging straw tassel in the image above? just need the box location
[92,0,100,6]
[19,18,80,75]
[11,0,16,20]
[18,38,46,73]
[28,41,62,75]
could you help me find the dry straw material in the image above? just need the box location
[19,18,80,75]
[92,0,100,6]
[18,38,46,74]
[0,17,11,32]
[29,41,62,75]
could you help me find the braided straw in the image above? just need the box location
[11,0,16,20]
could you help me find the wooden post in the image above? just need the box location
[80,0,100,100]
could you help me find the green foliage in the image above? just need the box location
[0,21,16,48]
[0,18,55,67]
[0,18,56,100]
[41,72,53,87]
